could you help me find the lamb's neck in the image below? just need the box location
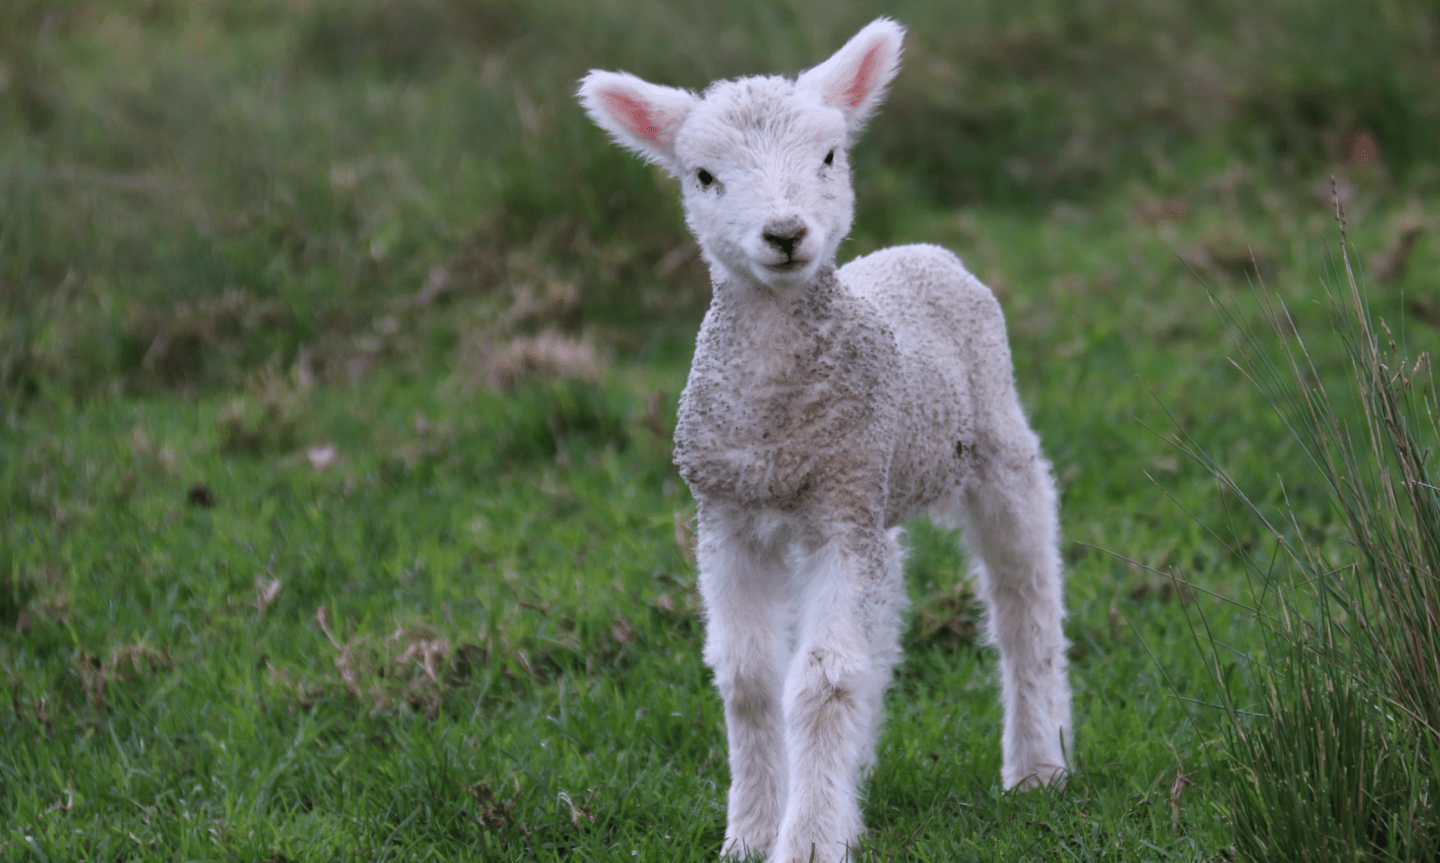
[709,265,841,330]
[693,266,844,388]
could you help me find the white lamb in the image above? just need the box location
[578,18,1071,862]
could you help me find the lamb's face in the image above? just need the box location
[578,18,904,291]
[675,79,854,290]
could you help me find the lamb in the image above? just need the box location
[578,18,1071,862]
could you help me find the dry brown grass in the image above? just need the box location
[306,607,477,720]
[74,639,174,711]
[215,362,312,455]
[478,330,605,390]
[125,288,287,389]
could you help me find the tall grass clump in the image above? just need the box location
[1181,191,1440,861]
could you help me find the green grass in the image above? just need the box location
[0,368,1238,861]
[2,0,1439,860]
[1179,221,1440,861]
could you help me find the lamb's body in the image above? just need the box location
[677,245,998,523]
[579,20,1071,862]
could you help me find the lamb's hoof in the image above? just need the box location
[720,835,771,861]
[1004,763,1068,792]
[771,838,853,863]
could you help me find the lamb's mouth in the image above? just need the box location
[765,259,809,273]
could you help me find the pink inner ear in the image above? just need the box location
[600,88,664,147]
[840,45,884,109]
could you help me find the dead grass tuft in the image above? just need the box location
[294,225,590,387]
[73,639,174,711]
[1135,197,1190,224]
[459,774,530,839]
[254,576,283,620]
[309,607,486,719]
[8,565,69,632]
[216,362,311,455]
[907,580,985,651]
[557,789,596,830]
[478,329,605,390]
[129,426,181,476]
[1,568,37,629]
[125,288,286,388]
[649,590,700,623]
[1182,232,1272,280]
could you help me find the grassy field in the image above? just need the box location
[2,1,1438,860]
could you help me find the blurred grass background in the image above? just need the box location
[2,0,1436,400]
[2,0,1439,859]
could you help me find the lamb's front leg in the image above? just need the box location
[773,530,906,863]
[697,508,791,860]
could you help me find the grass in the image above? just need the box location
[1,365,1230,860]
[1178,203,1440,861]
[1,0,1438,860]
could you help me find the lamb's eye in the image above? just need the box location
[697,169,715,187]
[824,150,835,166]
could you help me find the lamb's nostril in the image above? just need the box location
[764,233,796,256]
[763,223,808,258]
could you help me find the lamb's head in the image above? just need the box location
[578,19,904,290]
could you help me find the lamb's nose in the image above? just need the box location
[763,218,807,258]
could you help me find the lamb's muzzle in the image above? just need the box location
[578,17,1072,862]
[762,217,808,260]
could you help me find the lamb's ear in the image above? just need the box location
[577,70,696,174]
[796,18,905,136]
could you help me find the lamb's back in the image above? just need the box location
[839,244,1010,519]
[840,244,1004,361]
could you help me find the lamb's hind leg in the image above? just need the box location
[772,528,907,863]
[696,506,790,859]
[958,437,1072,790]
